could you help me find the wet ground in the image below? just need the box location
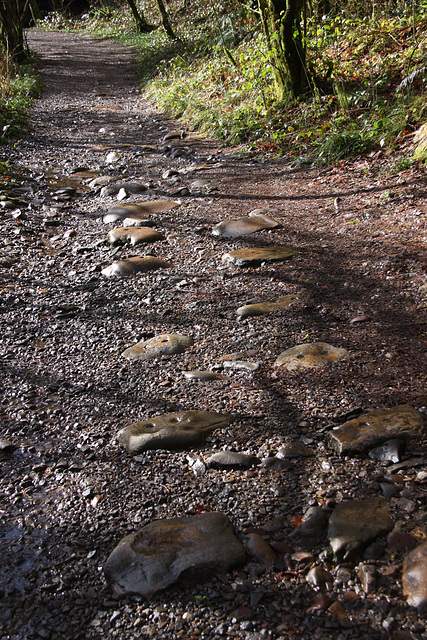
[0,29,426,640]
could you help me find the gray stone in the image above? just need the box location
[222,247,297,267]
[186,454,206,476]
[103,200,179,224]
[206,451,260,469]
[213,211,281,238]
[237,295,299,319]
[104,512,248,597]
[107,227,165,246]
[403,542,427,607]
[122,334,193,361]
[182,370,229,381]
[0,437,16,453]
[275,342,349,370]
[117,410,233,454]
[368,439,403,463]
[222,360,260,372]
[327,498,394,560]
[386,456,425,472]
[328,405,423,455]
[101,256,172,277]
[190,179,217,194]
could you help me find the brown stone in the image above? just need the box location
[222,247,297,267]
[122,334,193,361]
[107,227,164,246]
[402,542,427,607]
[118,410,233,454]
[237,295,299,318]
[328,497,394,560]
[213,211,281,238]
[101,256,172,277]
[243,533,278,567]
[104,512,248,597]
[103,199,179,223]
[328,405,423,455]
[275,342,349,370]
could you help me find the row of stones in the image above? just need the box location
[96,193,426,606]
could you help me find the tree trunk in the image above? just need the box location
[0,0,27,62]
[125,0,155,33]
[156,0,177,39]
[258,0,309,104]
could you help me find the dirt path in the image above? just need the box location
[1,30,426,640]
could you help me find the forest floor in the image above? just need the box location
[0,30,426,640]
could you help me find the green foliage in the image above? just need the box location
[0,158,10,173]
[36,0,427,165]
[0,59,41,141]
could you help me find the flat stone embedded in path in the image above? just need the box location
[122,334,193,361]
[327,498,394,560]
[402,542,427,607]
[101,181,147,197]
[104,512,248,597]
[277,441,315,458]
[101,256,172,277]
[222,247,297,267]
[107,226,165,246]
[275,342,349,370]
[118,410,232,454]
[206,451,260,469]
[182,370,229,381]
[327,405,423,455]
[213,210,281,238]
[237,295,299,319]
[103,199,179,224]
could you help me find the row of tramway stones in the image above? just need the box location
[96,197,426,607]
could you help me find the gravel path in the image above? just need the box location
[0,29,426,640]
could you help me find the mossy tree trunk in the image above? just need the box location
[0,0,27,62]
[258,0,309,104]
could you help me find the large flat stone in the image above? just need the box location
[205,451,260,469]
[104,512,248,597]
[107,227,164,246]
[118,410,233,454]
[402,542,427,607]
[275,342,349,370]
[101,256,172,277]
[327,498,394,560]
[328,405,423,455]
[237,295,299,318]
[122,334,193,361]
[222,247,297,267]
[103,200,179,223]
[213,211,281,238]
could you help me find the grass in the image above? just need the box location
[26,1,427,165]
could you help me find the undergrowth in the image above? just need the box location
[32,1,427,164]
[0,54,41,143]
